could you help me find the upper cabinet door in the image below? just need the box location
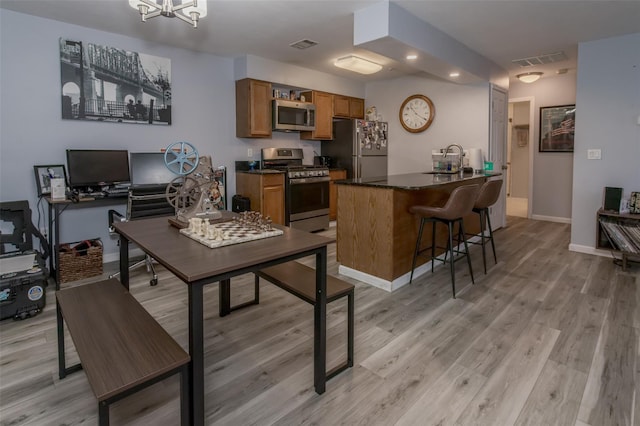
[301,91,333,140]
[236,78,272,138]
[333,95,364,119]
[334,95,350,118]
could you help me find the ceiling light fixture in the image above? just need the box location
[516,72,543,83]
[449,72,460,78]
[406,54,418,60]
[334,55,382,75]
[129,0,207,28]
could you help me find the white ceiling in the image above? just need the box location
[2,0,639,84]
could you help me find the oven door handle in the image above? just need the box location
[289,177,331,184]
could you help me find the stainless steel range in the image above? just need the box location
[262,148,330,232]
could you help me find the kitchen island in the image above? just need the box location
[335,171,500,291]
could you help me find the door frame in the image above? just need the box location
[489,84,508,230]
[508,96,535,218]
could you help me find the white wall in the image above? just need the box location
[570,33,640,251]
[365,75,490,175]
[509,73,576,221]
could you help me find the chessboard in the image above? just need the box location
[179,218,283,249]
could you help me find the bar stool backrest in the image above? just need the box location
[438,184,480,220]
[474,179,503,210]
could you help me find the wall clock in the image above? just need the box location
[399,94,435,133]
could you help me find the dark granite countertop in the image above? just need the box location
[334,171,501,190]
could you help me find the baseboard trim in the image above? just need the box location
[568,243,613,258]
[531,214,571,224]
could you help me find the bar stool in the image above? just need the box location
[409,184,479,298]
[468,179,503,274]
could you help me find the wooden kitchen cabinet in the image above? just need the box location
[300,91,333,140]
[329,169,347,221]
[236,172,285,224]
[333,95,364,119]
[236,78,272,138]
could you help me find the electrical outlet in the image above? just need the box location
[587,149,601,160]
[247,148,253,157]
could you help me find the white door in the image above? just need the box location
[489,85,508,229]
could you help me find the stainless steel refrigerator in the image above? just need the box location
[321,119,388,179]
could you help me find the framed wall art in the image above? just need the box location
[34,164,67,197]
[59,38,171,126]
[539,104,575,152]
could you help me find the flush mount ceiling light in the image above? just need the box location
[516,72,543,83]
[129,0,207,28]
[334,55,382,75]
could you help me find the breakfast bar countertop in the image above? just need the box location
[334,171,501,190]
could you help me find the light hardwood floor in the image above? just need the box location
[1,217,638,425]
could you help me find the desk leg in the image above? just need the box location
[189,283,205,426]
[119,235,130,290]
[219,279,230,317]
[314,247,327,394]
[50,204,60,290]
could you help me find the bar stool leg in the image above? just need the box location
[479,208,487,274]
[486,209,497,266]
[448,220,456,298]
[460,219,475,285]
[410,218,426,283]
[430,221,436,273]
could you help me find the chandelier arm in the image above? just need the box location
[144,10,163,19]
[171,0,197,12]
[173,12,199,27]
[137,0,161,11]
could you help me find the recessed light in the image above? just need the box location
[449,72,460,78]
[406,54,418,60]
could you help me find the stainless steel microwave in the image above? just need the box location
[272,99,315,132]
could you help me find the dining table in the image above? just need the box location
[112,213,334,426]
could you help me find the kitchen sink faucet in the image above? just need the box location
[443,144,464,173]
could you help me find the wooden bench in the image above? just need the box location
[220,261,354,380]
[56,278,190,426]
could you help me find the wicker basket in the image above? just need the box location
[58,239,103,283]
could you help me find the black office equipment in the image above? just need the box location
[232,194,251,212]
[129,152,176,188]
[66,149,131,192]
[603,187,623,212]
[0,200,48,320]
[107,155,175,286]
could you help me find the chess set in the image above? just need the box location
[179,211,283,249]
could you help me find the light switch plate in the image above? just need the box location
[247,148,253,157]
[587,149,601,160]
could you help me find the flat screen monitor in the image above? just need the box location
[130,152,176,186]
[66,149,130,188]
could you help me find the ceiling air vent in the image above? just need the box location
[289,39,318,50]
[512,51,567,67]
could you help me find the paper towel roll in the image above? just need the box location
[468,148,484,172]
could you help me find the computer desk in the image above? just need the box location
[45,196,126,289]
[112,213,334,426]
